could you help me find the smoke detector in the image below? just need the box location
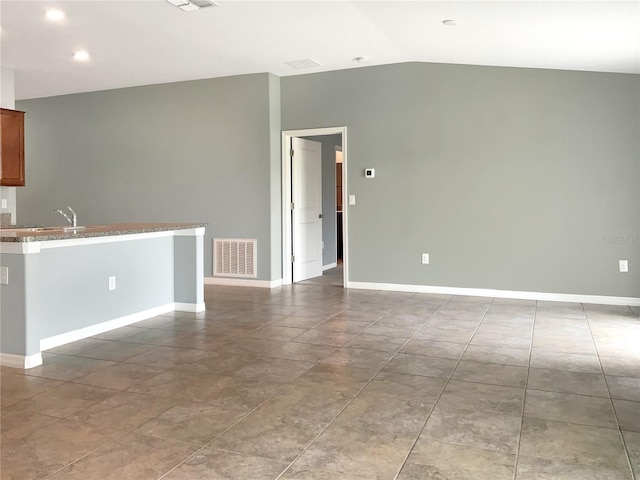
[167,0,218,12]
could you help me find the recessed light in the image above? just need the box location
[442,19,457,27]
[73,51,90,62]
[45,9,66,21]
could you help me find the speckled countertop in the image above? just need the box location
[0,222,207,243]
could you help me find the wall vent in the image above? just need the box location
[213,238,257,278]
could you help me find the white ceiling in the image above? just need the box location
[1,1,639,100]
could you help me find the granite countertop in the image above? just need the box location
[0,222,207,243]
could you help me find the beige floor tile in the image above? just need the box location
[383,353,457,378]
[363,371,447,404]
[452,360,527,388]
[75,362,165,390]
[516,455,633,480]
[292,425,415,479]
[528,368,609,397]
[438,380,524,416]
[525,389,617,428]
[0,419,120,480]
[623,430,640,478]
[22,355,115,381]
[135,401,248,445]
[400,440,515,480]
[9,382,118,419]
[70,391,177,432]
[214,337,286,355]
[280,465,371,480]
[400,339,466,359]
[264,342,336,362]
[415,327,475,344]
[320,347,393,370]
[607,375,640,401]
[345,333,407,352]
[247,325,309,341]
[174,350,259,375]
[519,417,628,470]
[2,285,637,480]
[232,356,314,384]
[0,406,59,446]
[599,355,640,378]
[529,349,601,373]
[423,405,521,454]
[613,399,640,432]
[163,447,289,480]
[331,394,433,437]
[46,432,198,480]
[462,344,530,367]
[127,369,230,402]
[0,373,63,407]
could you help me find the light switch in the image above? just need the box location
[1,199,7,209]
[0,266,8,285]
[349,195,356,205]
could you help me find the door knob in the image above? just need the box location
[319,213,324,219]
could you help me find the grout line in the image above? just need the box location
[512,300,540,480]
[156,286,385,480]
[582,303,636,479]
[273,293,454,480]
[391,297,496,480]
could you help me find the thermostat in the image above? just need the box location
[364,168,375,178]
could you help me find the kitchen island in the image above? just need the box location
[0,223,206,368]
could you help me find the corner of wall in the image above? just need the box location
[268,74,283,281]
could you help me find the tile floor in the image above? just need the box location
[1,284,639,479]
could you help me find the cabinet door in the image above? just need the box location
[1,108,25,187]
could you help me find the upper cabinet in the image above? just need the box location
[1,108,25,187]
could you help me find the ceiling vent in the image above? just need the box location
[167,0,218,12]
[285,58,321,70]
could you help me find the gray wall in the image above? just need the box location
[16,74,281,280]
[13,62,640,297]
[282,63,640,297]
[303,134,342,267]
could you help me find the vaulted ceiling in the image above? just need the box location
[2,1,638,100]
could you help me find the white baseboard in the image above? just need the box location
[175,302,206,313]
[346,281,640,307]
[39,303,177,352]
[323,263,338,271]
[1,352,43,369]
[205,277,283,288]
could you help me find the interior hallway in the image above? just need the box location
[1,284,639,479]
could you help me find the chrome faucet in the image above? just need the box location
[54,206,77,227]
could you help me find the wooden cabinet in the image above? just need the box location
[1,108,25,186]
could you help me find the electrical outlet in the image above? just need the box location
[421,253,430,265]
[348,195,356,205]
[1,199,7,209]
[619,260,629,273]
[108,276,116,291]
[0,266,8,285]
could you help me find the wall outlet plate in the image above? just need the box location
[421,253,429,265]
[108,276,116,291]
[619,260,629,273]
[348,195,356,205]
[1,199,7,209]
[0,266,8,285]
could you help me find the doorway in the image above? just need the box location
[281,127,348,287]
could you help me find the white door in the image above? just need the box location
[292,137,323,282]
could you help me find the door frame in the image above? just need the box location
[282,127,348,287]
